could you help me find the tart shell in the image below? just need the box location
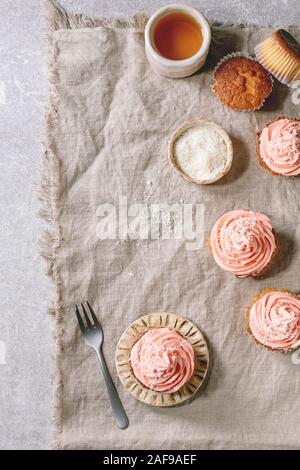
[168,118,233,185]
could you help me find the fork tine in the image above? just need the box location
[75,305,86,333]
[81,302,92,329]
[86,300,100,326]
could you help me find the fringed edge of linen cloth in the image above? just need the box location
[40,0,149,451]
[40,0,64,451]
[44,0,148,32]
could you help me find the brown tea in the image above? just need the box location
[153,12,203,61]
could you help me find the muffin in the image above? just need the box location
[256,116,300,176]
[247,289,300,352]
[131,328,194,393]
[212,55,273,111]
[255,30,300,87]
[115,313,209,407]
[210,210,277,278]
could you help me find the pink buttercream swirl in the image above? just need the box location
[130,328,194,393]
[249,291,300,351]
[260,118,300,176]
[210,210,276,278]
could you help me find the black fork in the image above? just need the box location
[75,301,129,429]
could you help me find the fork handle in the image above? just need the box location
[96,349,129,429]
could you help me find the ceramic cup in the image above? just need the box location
[145,3,211,79]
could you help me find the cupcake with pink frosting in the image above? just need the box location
[210,210,277,278]
[256,116,300,176]
[247,289,300,352]
[130,328,195,393]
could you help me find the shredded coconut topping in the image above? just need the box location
[173,125,229,181]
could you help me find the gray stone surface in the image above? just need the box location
[0,0,299,450]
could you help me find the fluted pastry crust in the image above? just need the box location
[116,313,209,407]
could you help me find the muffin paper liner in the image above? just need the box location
[115,312,209,407]
[255,30,300,88]
[211,51,274,112]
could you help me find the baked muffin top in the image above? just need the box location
[213,56,273,111]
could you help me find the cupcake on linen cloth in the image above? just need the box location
[255,29,300,87]
[247,289,300,352]
[212,54,273,111]
[116,313,209,407]
[209,210,277,278]
[256,116,300,176]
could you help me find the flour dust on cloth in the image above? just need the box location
[41,0,300,450]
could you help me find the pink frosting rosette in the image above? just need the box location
[249,290,300,352]
[210,210,276,278]
[259,118,300,176]
[130,328,195,393]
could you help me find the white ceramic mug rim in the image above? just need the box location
[145,3,211,67]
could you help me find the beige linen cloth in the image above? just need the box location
[41,0,300,449]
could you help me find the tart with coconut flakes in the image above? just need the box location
[169,119,233,185]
